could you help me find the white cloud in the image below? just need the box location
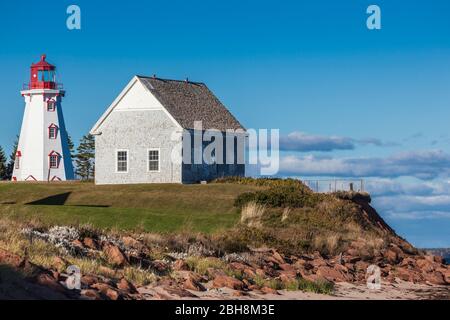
[279,131,398,152]
[280,150,450,180]
[366,180,450,220]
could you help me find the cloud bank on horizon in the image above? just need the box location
[276,131,450,248]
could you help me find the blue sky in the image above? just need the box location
[1,0,450,247]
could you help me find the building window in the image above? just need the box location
[48,124,58,139]
[47,100,56,112]
[148,149,160,172]
[49,154,59,169]
[117,150,128,172]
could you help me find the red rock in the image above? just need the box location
[394,267,414,282]
[400,257,416,267]
[81,275,99,286]
[443,269,450,284]
[117,278,138,293]
[105,288,120,300]
[50,270,60,281]
[383,249,399,264]
[81,289,102,300]
[122,236,141,249]
[279,263,295,271]
[183,273,206,292]
[212,275,245,290]
[299,271,325,283]
[173,259,189,271]
[260,286,279,295]
[91,282,111,291]
[52,257,68,272]
[311,258,327,268]
[248,284,260,291]
[243,267,256,278]
[0,248,26,268]
[151,260,169,273]
[316,266,347,282]
[433,256,444,264]
[83,237,99,250]
[344,263,355,271]
[255,268,266,277]
[161,285,198,298]
[72,239,83,248]
[354,261,369,272]
[346,248,360,256]
[35,272,66,293]
[272,251,286,265]
[91,283,121,300]
[207,268,227,279]
[293,259,307,268]
[103,243,128,267]
[423,271,446,285]
[229,262,248,271]
[279,269,298,283]
[99,266,116,277]
[416,258,436,273]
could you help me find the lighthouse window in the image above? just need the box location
[47,101,56,112]
[49,126,58,139]
[49,154,59,169]
[38,70,55,82]
[117,150,128,173]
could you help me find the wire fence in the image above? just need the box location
[303,179,365,193]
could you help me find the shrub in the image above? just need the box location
[235,185,322,209]
[297,278,335,294]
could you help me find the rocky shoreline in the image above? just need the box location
[0,226,448,300]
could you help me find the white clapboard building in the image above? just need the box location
[90,76,246,184]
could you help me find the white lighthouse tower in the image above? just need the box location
[12,55,74,181]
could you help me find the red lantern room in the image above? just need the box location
[28,54,59,89]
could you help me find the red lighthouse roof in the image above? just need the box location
[32,54,55,70]
[26,54,62,90]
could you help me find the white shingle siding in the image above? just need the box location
[91,76,245,185]
[94,109,182,184]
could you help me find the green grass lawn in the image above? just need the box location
[0,182,260,234]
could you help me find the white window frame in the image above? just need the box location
[49,126,57,139]
[147,148,160,172]
[116,149,129,173]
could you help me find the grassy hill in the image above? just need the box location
[0,182,261,233]
[0,179,403,256]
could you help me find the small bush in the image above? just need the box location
[297,278,335,294]
[185,257,228,276]
[235,185,322,209]
[213,177,313,190]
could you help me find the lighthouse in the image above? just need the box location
[12,55,74,181]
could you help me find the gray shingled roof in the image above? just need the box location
[138,76,244,131]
